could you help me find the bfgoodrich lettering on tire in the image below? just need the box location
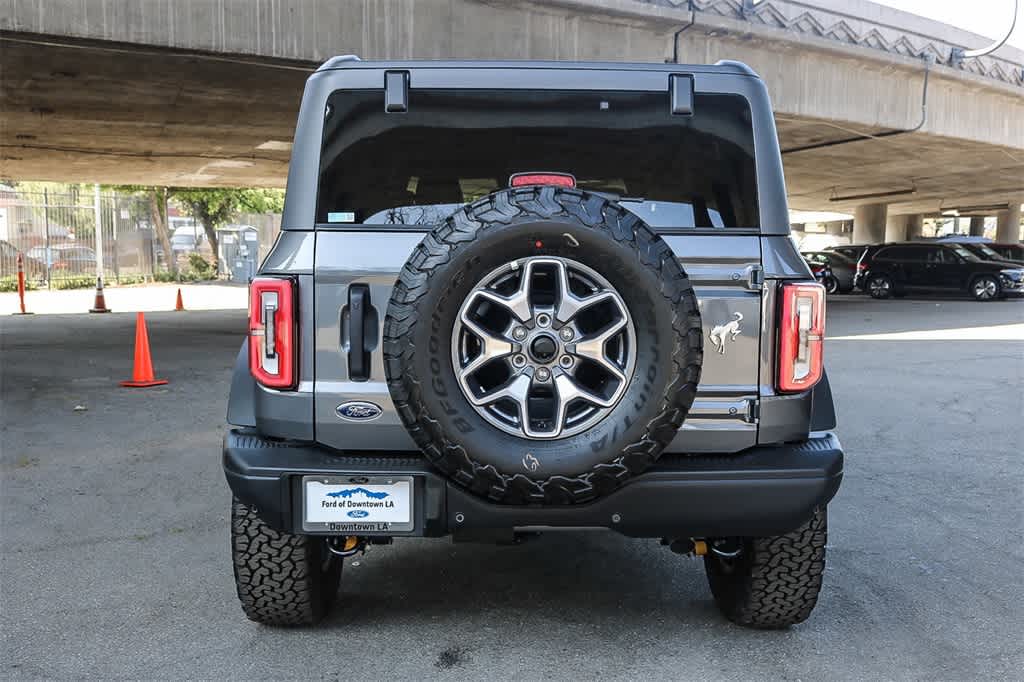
[383,186,703,505]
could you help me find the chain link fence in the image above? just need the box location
[0,186,166,288]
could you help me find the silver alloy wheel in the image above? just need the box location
[869,276,890,297]
[452,256,636,440]
[973,276,998,300]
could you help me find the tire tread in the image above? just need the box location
[705,509,827,628]
[383,186,702,504]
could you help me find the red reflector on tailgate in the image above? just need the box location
[509,172,576,188]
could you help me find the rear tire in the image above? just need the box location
[231,498,342,626]
[822,275,839,295]
[867,274,894,299]
[704,508,827,629]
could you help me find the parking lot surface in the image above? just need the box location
[2,296,1022,680]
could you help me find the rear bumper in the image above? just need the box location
[223,429,843,539]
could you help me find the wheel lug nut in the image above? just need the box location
[559,327,574,341]
[559,355,573,369]
[512,327,527,341]
[512,354,527,368]
[536,313,551,328]
[535,367,551,382]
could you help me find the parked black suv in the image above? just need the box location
[940,238,1024,266]
[864,242,1024,301]
[224,58,842,630]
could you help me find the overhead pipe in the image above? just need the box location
[668,1,696,64]
[951,0,1018,65]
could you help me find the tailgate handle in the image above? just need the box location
[343,284,378,381]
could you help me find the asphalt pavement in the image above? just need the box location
[2,295,1022,680]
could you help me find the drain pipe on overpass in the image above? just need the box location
[780,0,1019,155]
[951,0,1018,66]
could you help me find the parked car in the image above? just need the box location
[803,250,856,293]
[170,225,208,255]
[26,244,112,275]
[863,242,1024,301]
[937,238,1024,267]
[825,243,872,261]
[988,243,1024,264]
[223,57,843,629]
[0,240,45,281]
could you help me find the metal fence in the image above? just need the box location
[0,187,166,287]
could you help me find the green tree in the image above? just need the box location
[172,188,284,272]
[112,185,176,275]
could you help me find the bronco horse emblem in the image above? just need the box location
[709,312,743,355]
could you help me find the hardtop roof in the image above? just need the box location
[316,57,759,78]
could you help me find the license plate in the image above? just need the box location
[302,476,414,533]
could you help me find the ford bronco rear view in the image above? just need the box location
[224,58,843,629]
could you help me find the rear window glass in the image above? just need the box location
[317,89,759,229]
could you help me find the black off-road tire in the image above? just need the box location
[383,186,703,505]
[704,508,828,629]
[231,498,342,626]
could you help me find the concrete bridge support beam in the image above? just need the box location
[885,214,908,242]
[905,214,925,240]
[854,204,888,244]
[969,216,986,237]
[995,202,1022,243]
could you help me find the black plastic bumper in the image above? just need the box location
[223,429,843,539]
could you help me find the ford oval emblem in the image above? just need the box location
[336,401,383,422]
[347,510,370,518]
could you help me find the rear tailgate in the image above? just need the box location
[313,229,761,453]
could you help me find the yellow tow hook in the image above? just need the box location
[692,539,708,556]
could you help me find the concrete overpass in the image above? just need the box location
[2,0,1022,242]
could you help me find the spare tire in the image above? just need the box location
[383,186,702,504]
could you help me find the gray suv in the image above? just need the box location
[224,58,843,629]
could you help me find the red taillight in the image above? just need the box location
[778,282,825,393]
[509,172,576,189]
[249,277,297,389]
[856,262,868,271]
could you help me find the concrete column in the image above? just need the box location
[905,214,924,240]
[885,214,908,242]
[969,216,985,237]
[995,201,1022,243]
[824,220,847,237]
[853,203,887,244]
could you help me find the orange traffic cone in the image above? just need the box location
[174,288,185,312]
[120,312,168,388]
[89,276,111,313]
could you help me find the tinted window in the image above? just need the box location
[317,89,758,229]
[832,246,865,259]
[946,244,976,261]
[877,246,920,261]
[994,244,1023,260]
[969,243,1002,259]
